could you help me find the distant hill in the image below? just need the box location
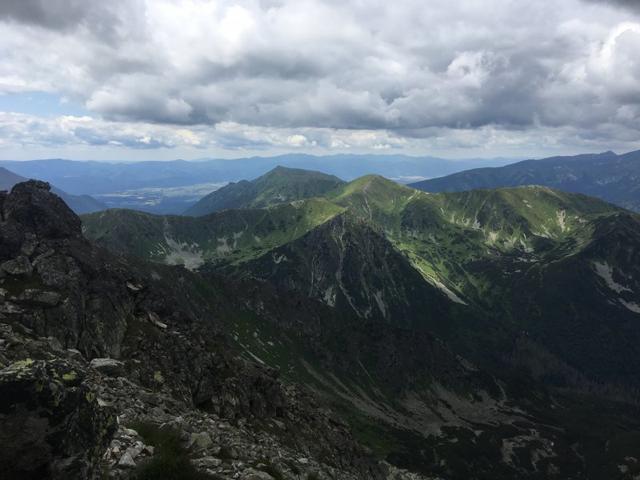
[0,154,516,214]
[185,166,345,216]
[410,149,640,211]
[0,154,512,191]
[0,166,25,191]
[0,166,105,214]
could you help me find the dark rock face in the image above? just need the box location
[0,325,116,480]
[3,180,82,240]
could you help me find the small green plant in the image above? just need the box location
[257,460,284,480]
[128,421,214,480]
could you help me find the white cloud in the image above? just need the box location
[0,0,640,157]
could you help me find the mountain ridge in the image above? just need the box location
[185,165,345,216]
[410,149,640,211]
[80,170,640,478]
[83,172,640,391]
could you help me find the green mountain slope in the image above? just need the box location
[83,198,344,268]
[240,213,453,326]
[410,149,640,212]
[82,170,640,478]
[84,173,639,388]
[185,165,345,216]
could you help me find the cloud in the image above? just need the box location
[0,0,640,156]
[585,0,640,13]
[1,112,639,162]
[0,0,131,39]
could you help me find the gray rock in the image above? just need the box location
[17,289,61,307]
[189,431,213,451]
[1,256,32,276]
[20,233,38,256]
[122,427,139,437]
[125,443,144,460]
[0,358,116,479]
[241,468,276,480]
[89,358,125,377]
[45,336,63,351]
[193,456,222,468]
[118,452,136,469]
[148,311,168,329]
[126,281,142,292]
[66,348,83,360]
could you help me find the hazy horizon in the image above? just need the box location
[0,152,526,163]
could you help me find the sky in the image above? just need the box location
[1,0,640,161]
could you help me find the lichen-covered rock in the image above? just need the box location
[0,358,116,479]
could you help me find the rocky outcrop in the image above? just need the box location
[0,181,418,479]
[0,180,134,358]
[0,324,116,480]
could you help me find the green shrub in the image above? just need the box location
[128,421,215,480]
[258,461,284,480]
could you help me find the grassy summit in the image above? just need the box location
[184,165,344,216]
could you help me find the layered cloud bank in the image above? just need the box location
[1,0,639,158]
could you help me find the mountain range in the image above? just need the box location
[77,165,640,479]
[0,155,515,213]
[0,166,105,214]
[411,149,640,212]
[4,149,640,216]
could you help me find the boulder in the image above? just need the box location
[1,256,32,276]
[0,358,116,479]
[189,431,214,451]
[117,452,137,469]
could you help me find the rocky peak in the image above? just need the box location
[1,180,81,242]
